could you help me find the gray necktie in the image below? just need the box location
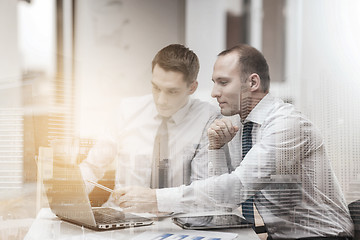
[150,118,169,188]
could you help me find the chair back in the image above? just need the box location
[349,200,360,240]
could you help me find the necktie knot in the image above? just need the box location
[243,121,254,131]
[157,117,169,135]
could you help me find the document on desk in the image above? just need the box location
[130,230,237,240]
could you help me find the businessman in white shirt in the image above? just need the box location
[114,44,354,239]
[80,44,225,207]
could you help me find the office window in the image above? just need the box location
[226,0,251,48]
[262,0,286,83]
[0,108,23,189]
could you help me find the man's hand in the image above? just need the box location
[208,118,239,150]
[112,186,158,213]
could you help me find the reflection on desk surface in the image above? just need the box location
[24,208,261,240]
[0,183,38,240]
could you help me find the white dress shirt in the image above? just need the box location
[80,94,224,205]
[157,94,354,239]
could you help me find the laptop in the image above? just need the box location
[43,164,153,231]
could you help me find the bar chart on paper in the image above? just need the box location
[130,230,237,240]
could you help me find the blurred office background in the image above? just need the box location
[0,0,360,239]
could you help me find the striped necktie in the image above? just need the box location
[241,121,255,224]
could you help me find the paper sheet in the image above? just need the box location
[130,229,237,240]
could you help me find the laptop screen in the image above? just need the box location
[43,164,98,227]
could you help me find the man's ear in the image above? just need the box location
[188,81,198,95]
[249,73,261,92]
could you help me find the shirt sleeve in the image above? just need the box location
[189,111,229,182]
[79,138,117,193]
[156,116,294,213]
[157,148,243,213]
[79,104,125,194]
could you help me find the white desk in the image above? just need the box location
[24,208,260,240]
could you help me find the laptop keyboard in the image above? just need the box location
[92,208,125,224]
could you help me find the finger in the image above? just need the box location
[118,197,141,209]
[208,127,224,142]
[220,127,232,141]
[208,127,215,135]
[215,119,227,129]
[215,119,235,137]
[122,205,154,213]
[112,194,125,206]
[208,128,220,139]
[209,120,217,129]
[214,120,232,140]
[122,205,139,213]
[120,194,156,204]
[113,187,130,197]
[219,118,235,134]
[119,199,154,210]
[233,125,240,133]
[119,200,132,209]
[112,193,123,203]
[222,118,240,138]
[213,119,226,130]
[213,122,226,138]
[111,192,119,202]
[112,187,133,204]
[123,203,158,214]
[208,129,222,149]
[209,122,221,131]
[114,194,128,205]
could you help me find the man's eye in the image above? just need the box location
[169,91,178,95]
[220,81,228,85]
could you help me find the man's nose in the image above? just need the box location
[211,85,221,98]
[157,91,167,105]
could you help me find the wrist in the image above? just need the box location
[208,144,223,150]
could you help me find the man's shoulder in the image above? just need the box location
[265,99,320,135]
[265,101,301,126]
[263,98,325,151]
[185,98,221,125]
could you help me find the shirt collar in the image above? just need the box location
[171,98,193,125]
[154,97,193,125]
[244,93,276,125]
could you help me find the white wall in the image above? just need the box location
[75,0,185,137]
[185,0,227,104]
[0,0,20,84]
[18,0,55,77]
[0,1,23,189]
[0,0,21,107]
